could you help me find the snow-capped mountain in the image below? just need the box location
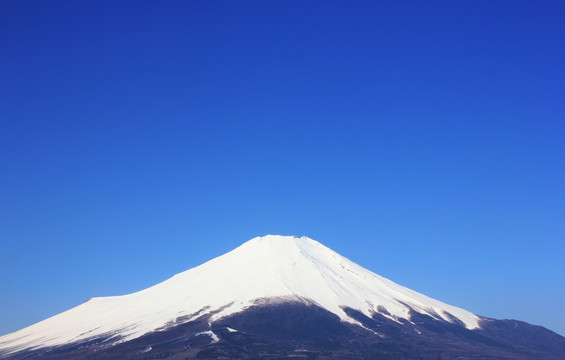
[1,235,564,360]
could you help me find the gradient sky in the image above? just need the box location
[1,1,564,337]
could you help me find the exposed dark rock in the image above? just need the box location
[3,301,565,360]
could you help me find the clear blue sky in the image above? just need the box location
[1,1,564,336]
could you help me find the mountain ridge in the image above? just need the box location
[1,234,564,360]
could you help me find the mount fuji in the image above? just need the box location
[1,235,564,359]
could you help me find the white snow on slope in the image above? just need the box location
[0,235,480,354]
[195,330,219,344]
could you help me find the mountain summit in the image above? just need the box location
[1,235,564,360]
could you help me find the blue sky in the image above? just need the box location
[1,1,564,336]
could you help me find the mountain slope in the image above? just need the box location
[1,235,564,360]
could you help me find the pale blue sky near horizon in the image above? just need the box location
[1,1,564,336]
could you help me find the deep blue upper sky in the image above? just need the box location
[1,1,564,336]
